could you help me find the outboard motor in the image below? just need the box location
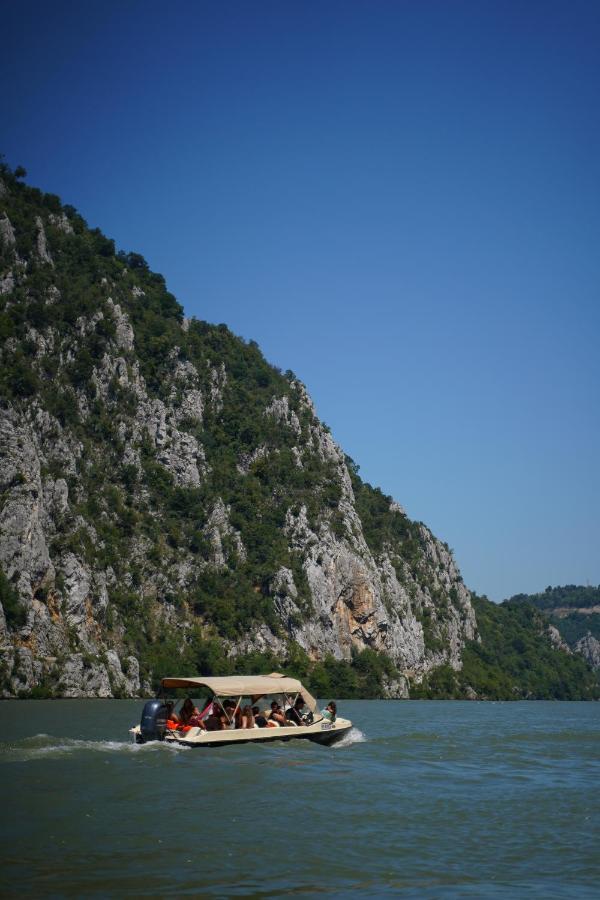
[139,699,169,743]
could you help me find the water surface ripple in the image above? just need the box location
[1,700,598,897]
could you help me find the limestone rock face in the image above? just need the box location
[265,395,301,435]
[59,654,112,698]
[575,633,600,669]
[237,445,268,475]
[547,624,571,654]
[0,270,14,294]
[105,650,141,695]
[0,410,55,601]
[35,216,53,265]
[279,486,474,679]
[0,212,16,248]
[48,212,74,234]
[107,299,135,351]
[203,499,246,569]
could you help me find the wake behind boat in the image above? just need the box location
[130,673,352,748]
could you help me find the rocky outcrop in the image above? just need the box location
[237,445,268,475]
[277,496,475,679]
[575,633,600,670]
[48,212,74,235]
[547,624,571,654]
[35,216,53,265]
[0,213,16,248]
[107,299,134,351]
[265,395,302,435]
[203,499,246,569]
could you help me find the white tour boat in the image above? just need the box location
[130,673,352,748]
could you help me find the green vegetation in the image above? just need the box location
[551,613,600,647]
[131,623,399,699]
[509,584,600,611]
[509,585,600,647]
[413,595,599,700]
[0,568,27,629]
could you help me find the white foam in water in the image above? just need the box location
[5,735,189,761]
[5,729,365,760]
[332,726,367,748]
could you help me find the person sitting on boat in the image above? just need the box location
[267,701,287,726]
[179,698,206,730]
[165,698,203,732]
[252,705,268,728]
[321,701,337,723]
[222,699,242,729]
[178,698,196,724]
[285,695,306,726]
[204,701,226,731]
[241,705,255,729]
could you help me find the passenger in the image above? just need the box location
[178,698,198,725]
[285,695,306,726]
[173,698,206,731]
[204,700,226,731]
[223,699,242,729]
[241,705,255,729]
[321,701,337,723]
[184,700,207,730]
[268,701,287,726]
[253,705,268,728]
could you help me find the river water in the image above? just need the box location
[0,699,598,897]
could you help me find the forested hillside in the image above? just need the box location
[0,162,597,700]
[509,586,600,672]
[413,595,599,699]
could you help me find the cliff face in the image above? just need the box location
[0,169,477,697]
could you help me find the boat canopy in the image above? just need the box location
[160,672,317,713]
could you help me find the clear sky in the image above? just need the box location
[2,1,599,601]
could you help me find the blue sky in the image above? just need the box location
[2,1,599,600]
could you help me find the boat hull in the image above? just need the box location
[130,717,352,749]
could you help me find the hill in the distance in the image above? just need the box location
[509,586,600,672]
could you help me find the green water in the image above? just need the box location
[0,700,598,897]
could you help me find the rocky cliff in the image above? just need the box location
[0,167,480,698]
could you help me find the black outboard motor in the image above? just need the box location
[139,699,169,743]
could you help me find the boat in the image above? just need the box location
[130,672,352,748]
